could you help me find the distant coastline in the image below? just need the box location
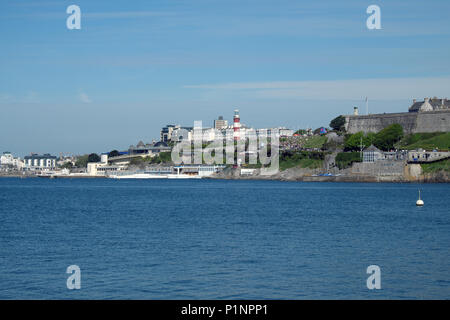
[1,170,448,183]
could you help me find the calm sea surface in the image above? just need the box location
[0,178,448,299]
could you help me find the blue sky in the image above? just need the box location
[1,0,450,156]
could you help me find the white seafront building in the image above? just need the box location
[0,152,14,166]
[23,153,57,170]
[86,153,128,176]
[0,151,24,170]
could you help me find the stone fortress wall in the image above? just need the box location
[344,110,450,134]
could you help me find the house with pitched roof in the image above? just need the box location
[409,97,450,112]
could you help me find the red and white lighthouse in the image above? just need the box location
[233,109,240,141]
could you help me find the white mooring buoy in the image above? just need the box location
[416,190,424,206]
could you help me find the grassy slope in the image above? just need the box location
[397,132,450,151]
[421,158,450,173]
[394,132,450,173]
[303,135,328,149]
[278,136,327,171]
[279,158,323,171]
[281,135,328,149]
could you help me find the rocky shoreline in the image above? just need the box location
[1,166,449,183]
[209,165,450,183]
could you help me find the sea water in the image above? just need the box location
[0,178,448,299]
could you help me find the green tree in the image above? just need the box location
[344,132,377,151]
[74,155,89,168]
[335,152,362,169]
[88,153,101,163]
[330,115,346,131]
[344,132,364,151]
[374,124,404,151]
[108,150,120,157]
[365,132,377,146]
[149,152,173,164]
[158,151,172,163]
[60,162,73,169]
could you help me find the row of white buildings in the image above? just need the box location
[0,152,24,169]
[164,125,295,143]
[161,111,295,143]
[0,152,57,171]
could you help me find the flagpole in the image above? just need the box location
[366,97,369,115]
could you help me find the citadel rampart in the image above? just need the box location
[344,110,450,134]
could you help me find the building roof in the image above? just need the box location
[364,145,382,153]
[154,141,168,147]
[24,154,57,160]
[128,141,170,151]
[409,98,450,112]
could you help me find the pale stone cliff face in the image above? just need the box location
[404,164,422,181]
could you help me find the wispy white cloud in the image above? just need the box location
[0,93,14,103]
[23,91,39,103]
[2,10,174,20]
[184,77,450,100]
[79,92,92,103]
[11,1,63,8]
[0,91,40,103]
[84,11,175,19]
